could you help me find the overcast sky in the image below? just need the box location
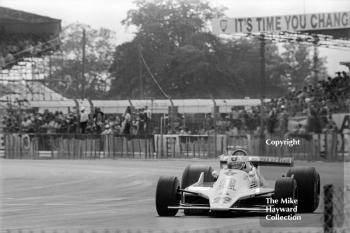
[0,0,349,74]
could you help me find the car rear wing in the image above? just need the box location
[248,156,294,167]
[219,155,294,167]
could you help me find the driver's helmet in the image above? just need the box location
[227,157,246,170]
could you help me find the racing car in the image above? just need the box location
[155,150,320,216]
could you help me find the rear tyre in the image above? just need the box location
[274,177,298,215]
[286,167,320,213]
[155,176,180,216]
[181,165,214,215]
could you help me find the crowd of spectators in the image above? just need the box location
[0,31,59,69]
[264,71,349,135]
[2,71,349,136]
[165,71,349,136]
[2,104,152,136]
[276,71,350,115]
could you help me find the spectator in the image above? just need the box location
[112,123,121,135]
[101,124,113,135]
[47,115,60,134]
[319,100,329,127]
[267,107,278,134]
[138,108,147,135]
[109,116,121,134]
[21,116,32,131]
[306,106,322,134]
[93,107,105,133]
[79,107,89,133]
[207,126,216,135]
[144,106,152,134]
[122,106,132,135]
[144,106,151,119]
[278,105,289,136]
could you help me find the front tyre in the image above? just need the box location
[155,176,180,216]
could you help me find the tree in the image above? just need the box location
[47,23,116,99]
[109,0,232,98]
[281,42,327,89]
[109,0,322,99]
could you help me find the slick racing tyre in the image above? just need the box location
[274,177,298,215]
[155,176,180,216]
[181,165,214,215]
[286,167,320,213]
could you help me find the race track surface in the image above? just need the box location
[0,159,348,233]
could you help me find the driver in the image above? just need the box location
[226,157,250,172]
[227,160,246,170]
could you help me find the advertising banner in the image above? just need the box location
[212,11,350,35]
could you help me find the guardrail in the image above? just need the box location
[2,133,349,160]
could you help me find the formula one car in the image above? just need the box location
[155,150,320,216]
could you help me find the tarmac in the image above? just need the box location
[0,159,348,233]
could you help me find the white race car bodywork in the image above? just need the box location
[156,154,320,217]
[169,155,293,212]
[187,169,273,211]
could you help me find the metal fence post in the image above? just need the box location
[324,184,334,233]
[132,138,135,158]
[151,135,155,158]
[172,137,175,158]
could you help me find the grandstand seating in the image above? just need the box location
[0,7,62,103]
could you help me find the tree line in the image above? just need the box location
[47,0,327,99]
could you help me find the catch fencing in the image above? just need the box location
[323,185,350,233]
[2,133,349,160]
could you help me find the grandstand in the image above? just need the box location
[0,80,67,102]
[0,6,62,103]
